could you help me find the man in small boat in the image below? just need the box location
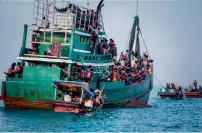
[4,63,16,77]
[64,92,72,102]
[177,86,183,96]
[193,80,197,89]
[189,85,194,92]
[93,90,102,107]
[166,83,170,89]
[199,86,202,94]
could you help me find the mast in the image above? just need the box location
[94,0,104,54]
[128,0,140,67]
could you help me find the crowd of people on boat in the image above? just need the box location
[184,80,202,94]
[165,83,183,96]
[56,87,103,109]
[165,81,202,95]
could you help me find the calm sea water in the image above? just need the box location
[0,82,202,132]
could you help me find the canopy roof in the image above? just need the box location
[53,80,95,97]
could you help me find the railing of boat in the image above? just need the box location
[32,0,105,43]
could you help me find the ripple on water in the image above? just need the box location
[0,88,202,131]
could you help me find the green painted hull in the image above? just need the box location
[1,73,153,108]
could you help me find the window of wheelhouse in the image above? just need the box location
[80,36,90,44]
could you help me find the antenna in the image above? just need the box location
[136,0,139,15]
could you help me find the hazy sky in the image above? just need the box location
[0,0,202,86]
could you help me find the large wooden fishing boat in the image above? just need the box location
[0,0,153,109]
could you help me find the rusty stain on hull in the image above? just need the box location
[3,97,53,109]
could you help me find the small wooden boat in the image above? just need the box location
[50,80,104,113]
[158,88,183,99]
[184,91,202,98]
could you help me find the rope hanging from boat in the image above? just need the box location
[117,30,131,61]
[139,28,165,89]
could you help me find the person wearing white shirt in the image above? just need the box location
[64,92,72,102]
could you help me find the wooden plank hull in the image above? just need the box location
[159,92,183,99]
[185,92,202,98]
[1,75,153,109]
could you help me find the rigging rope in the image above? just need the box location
[139,27,165,89]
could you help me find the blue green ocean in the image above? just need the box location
[0,82,201,132]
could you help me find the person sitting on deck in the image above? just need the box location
[64,92,72,102]
[4,63,16,78]
[15,62,22,78]
[46,45,52,56]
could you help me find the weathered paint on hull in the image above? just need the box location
[2,75,153,109]
[3,96,149,109]
[3,97,53,109]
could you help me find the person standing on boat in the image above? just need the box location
[89,26,98,53]
[102,38,109,54]
[193,80,197,89]
[199,86,202,95]
[120,52,124,61]
[70,63,78,81]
